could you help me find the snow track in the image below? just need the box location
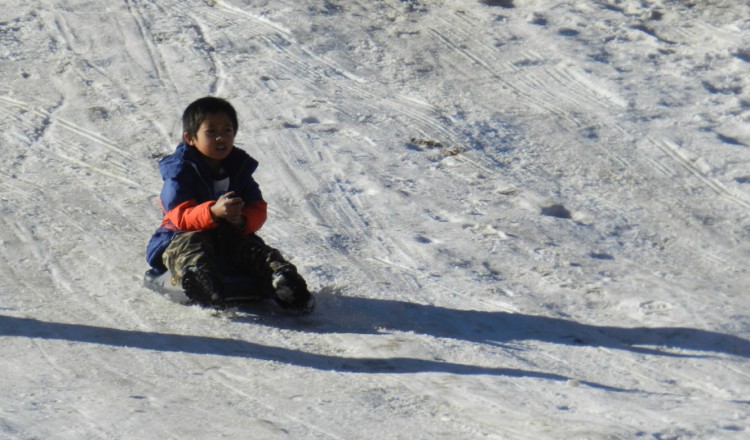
[2,0,750,438]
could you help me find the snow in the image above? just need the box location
[1,0,749,438]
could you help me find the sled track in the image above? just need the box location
[123,0,171,84]
[0,97,141,188]
[651,137,750,210]
[40,6,177,139]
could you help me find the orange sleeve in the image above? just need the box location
[161,200,218,231]
[242,200,267,234]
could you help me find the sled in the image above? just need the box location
[143,268,271,306]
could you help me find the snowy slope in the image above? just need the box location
[1,0,749,438]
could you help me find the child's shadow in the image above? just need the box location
[242,287,750,359]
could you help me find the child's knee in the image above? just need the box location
[164,231,217,274]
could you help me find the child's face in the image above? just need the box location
[184,112,235,165]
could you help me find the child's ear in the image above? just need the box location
[183,131,195,146]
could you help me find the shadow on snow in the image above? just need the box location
[2,290,747,393]
[249,290,750,359]
[1,313,621,391]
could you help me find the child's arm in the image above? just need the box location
[241,199,267,234]
[160,199,216,231]
[232,173,267,234]
[158,174,220,231]
[210,192,245,228]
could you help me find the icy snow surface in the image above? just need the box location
[1,0,750,438]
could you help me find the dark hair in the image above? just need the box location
[182,96,239,138]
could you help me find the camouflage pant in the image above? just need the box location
[163,225,290,292]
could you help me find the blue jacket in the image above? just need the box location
[146,142,266,270]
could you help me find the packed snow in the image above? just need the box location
[2,0,750,438]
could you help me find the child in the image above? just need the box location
[146,96,315,314]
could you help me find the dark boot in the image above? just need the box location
[182,266,225,307]
[236,237,315,314]
[270,262,316,314]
